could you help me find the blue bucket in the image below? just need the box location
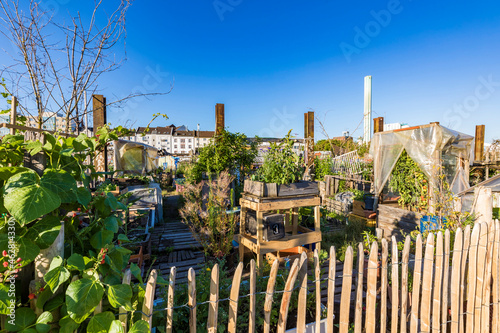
[420,215,445,232]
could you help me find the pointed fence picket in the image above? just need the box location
[125,220,500,333]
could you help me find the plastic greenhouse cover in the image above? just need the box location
[369,124,474,196]
[114,140,158,174]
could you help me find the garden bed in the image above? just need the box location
[377,204,421,240]
[243,180,319,197]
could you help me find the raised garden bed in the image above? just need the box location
[243,180,319,198]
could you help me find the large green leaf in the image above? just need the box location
[41,169,77,204]
[128,320,149,333]
[76,186,92,207]
[67,253,86,271]
[108,320,125,333]
[58,316,79,333]
[35,311,53,333]
[104,216,119,233]
[4,307,36,332]
[86,312,114,333]
[65,278,104,323]
[17,237,40,266]
[107,284,133,310]
[0,166,33,181]
[0,284,10,315]
[25,216,62,249]
[3,171,61,225]
[43,293,65,312]
[44,265,70,293]
[90,230,114,250]
[35,287,54,310]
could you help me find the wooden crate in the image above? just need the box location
[265,246,313,265]
[352,200,365,216]
[243,180,319,198]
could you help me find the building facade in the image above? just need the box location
[124,124,215,155]
[26,112,77,133]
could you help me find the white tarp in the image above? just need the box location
[114,140,158,174]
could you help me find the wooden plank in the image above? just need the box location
[380,238,388,333]
[441,229,450,332]
[391,236,399,333]
[401,235,411,332]
[365,241,378,333]
[474,223,488,331]
[240,196,321,211]
[492,221,500,333]
[249,260,256,333]
[432,232,443,332]
[188,268,196,333]
[297,252,308,333]
[339,246,353,333]
[481,221,495,333]
[314,249,321,333]
[263,259,279,333]
[166,267,176,333]
[277,258,300,333]
[354,242,364,333]
[459,225,471,333]
[292,207,299,235]
[207,263,219,333]
[450,228,463,333]
[120,270,132,332]
[466,223,481,332]
[228,262,243,333]
[142,269,158,331]
[410,234,423,333]
[327,246,336,333]
[420,234,434,332]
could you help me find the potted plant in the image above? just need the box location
[248,130,319,197]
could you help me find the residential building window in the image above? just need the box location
[188,139,191,142]
[174,138,177,142]
[180,144,185,149]
[180,138,185,143]
[188,145,192,149]
[174,145,177,149]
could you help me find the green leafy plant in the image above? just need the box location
[389,150,428,211]
[314,157,332,181]
[252,130,303,185]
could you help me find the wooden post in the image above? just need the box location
[9,96,16,135]
[475,125,485,162]
[92,94,107,175]
[473,186,493,224]
[304,111,314,178]
[215,103,224,135]
[373,117,384,134]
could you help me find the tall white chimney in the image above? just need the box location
[363,75,372,143]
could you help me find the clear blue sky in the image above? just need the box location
[2,0,500,142]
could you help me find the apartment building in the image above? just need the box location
[125,124,214,155]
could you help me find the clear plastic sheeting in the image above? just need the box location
[114,140,158,174]
[369,123,474,196]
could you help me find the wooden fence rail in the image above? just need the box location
[123,219,500,332]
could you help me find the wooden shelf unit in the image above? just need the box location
[238,193,322,270]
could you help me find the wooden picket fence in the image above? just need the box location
[119,219,500,332]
